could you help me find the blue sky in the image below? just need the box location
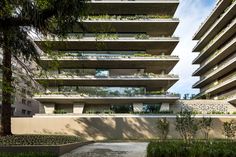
[169,0,216,97]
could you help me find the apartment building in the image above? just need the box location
[0,50,40,117]
[34,0,180,114]
[192,0,236,105]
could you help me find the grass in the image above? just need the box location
[0,135,81,146]
[147,140,236,157]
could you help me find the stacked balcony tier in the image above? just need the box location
[192,0,236,103]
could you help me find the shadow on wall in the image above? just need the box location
[12,117,230,140]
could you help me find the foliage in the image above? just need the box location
[147,140,236,157]
[0,135,81,146]
[223,120,236,139]
[0,152,55,157]
[53,109,67,114]
[157,118,169,140]
[176,111,198,143]
[95,34,119,40]
[135,34,150,39]
[199,117,212,140]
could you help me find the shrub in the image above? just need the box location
[223,120,236,139]
[176,111,198,143]
[0,152,55,157]
[199,117,212,140]
[53,109,67,114]
[157,118,169,140]
[147,141,236,157]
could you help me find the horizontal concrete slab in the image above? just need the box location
[34,95,179,104]
[193,2,236,50]
[39,57,179,73]
[35,77,179,90]
[193,0,232,40]
[35,38,179,55]
[193,37,236,75]
[88,1,179,15]
[75,20,179,36]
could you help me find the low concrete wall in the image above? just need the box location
[11,115,236,140]
[0,141,93,156]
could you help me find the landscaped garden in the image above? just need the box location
[147,111,236,157]
[0,135,82,157]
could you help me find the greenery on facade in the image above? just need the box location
[84,14,173,21]
[95,34,119,40]
[223,120,236,139]
[135,34,150,40]
[156,118,169,140]
[0,135,81,146]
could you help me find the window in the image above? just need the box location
[21,109,26,114]
[27,101,31,106]
[27,111,31,115]
[95,69,109,77]
[22,99,26,105]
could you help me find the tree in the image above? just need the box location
[199,117,212,140]
[156,118,169,140]
[176,110,198,144]
[0,0,88,136]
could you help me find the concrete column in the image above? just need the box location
[44,103,55,114]
[159,103,170,112]
[133,103,143,113]
[73,103,84,114]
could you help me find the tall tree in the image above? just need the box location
[0,0,87,136]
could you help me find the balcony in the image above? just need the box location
[35,35,179,55]
[39,55,179,73]
[74,15,179,36]
[193,18,236,63]
[34,93,179,104]
[193,2,236,50]
[35,74,179,90]
[193,0,233,40]
[88,0,179,16]
[193,54,236,88]
[193,36,236,76]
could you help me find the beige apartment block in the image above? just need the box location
[192,0,236,105]
[33,0,180,114]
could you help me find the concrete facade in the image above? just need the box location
[11,116,236,140]
[33,0,180,114]
[192,0,236,105]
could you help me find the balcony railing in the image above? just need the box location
[36,73,179,79]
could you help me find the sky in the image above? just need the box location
[169,0,216,98]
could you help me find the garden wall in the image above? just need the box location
[11,115,236,140]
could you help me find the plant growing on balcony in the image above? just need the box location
[135,34,150,40]
[95,34,119,40]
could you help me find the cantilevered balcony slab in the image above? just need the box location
[193,19,236,63]
[39,57,179,73]
[35,75,179,90]
[228,96,236,105]
[193,37,236,76]
[193,2,236,51]
[35,37,179,55]
[34,95,179,104]
[88,0,179,16]
[193,57,236,88]
[75,19,179,36]
[193,0,232,40]
[199,77,236,97]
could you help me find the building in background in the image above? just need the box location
[0,49,40,117]
[33,0,180,114]
[192,0,236,105]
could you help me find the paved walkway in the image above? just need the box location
[61,142,148,157]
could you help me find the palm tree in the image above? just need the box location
[0,0,87,136]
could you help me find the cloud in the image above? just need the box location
[169,0,216,97]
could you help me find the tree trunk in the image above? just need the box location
[0,31,12,136]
